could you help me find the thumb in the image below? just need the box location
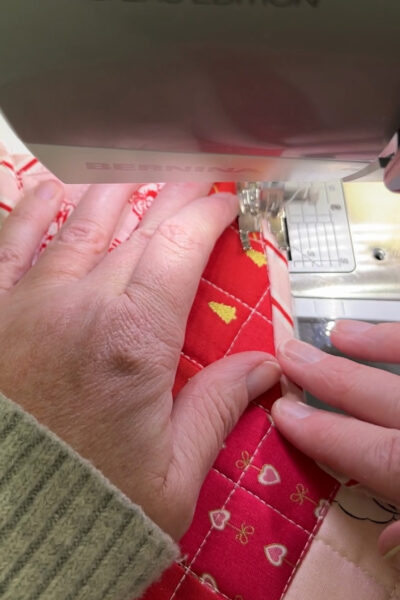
[171,352,281,496]
[379,521,400,568]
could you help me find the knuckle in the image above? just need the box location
[99,300,176,378]
[107,338,173,399]
[126,280,184,349]
[157,221,202,254]
[310,417,345,462]
[100,303,147,367]
[134,227,155,244]
[128,227,155,252]
[57,219,108,253]
[0,245,25,271]
[318,358,362,404]
[109,337,150,378]
[200,381,242,444]
[11,208,37,225]
[374,433,400,494]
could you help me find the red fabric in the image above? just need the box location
[143,185,339,600]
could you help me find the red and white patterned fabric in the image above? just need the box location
[0,145,340,600]
[145,199,338,600]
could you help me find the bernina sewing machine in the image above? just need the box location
[1,0,400,392]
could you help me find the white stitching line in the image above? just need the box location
[180,352,204,370]
[181,274,273,372]
[277,482,340,600]
[177,565,234,600]
[201,278,272,327]
[169,420,274,599]
[315,537,393,595]
[211,468,311,536]
[224,286,271,357]
[251,401,272,415]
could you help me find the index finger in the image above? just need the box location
[276,338,400,429]
[272,394,400,507]
[126,192,238,339]
[331,320,400,364]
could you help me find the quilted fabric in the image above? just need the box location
[0,150,339,600]
[144,186,339,600]
[286,487,400,600]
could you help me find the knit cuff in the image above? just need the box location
[0,393,179,600]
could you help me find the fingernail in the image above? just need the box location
[273,397,317,419]
[213,192,237,200]
[213,192,239,206]
[332,320,374,336]
[246,361,281,401]
[384,545,400,568]
[279,339,324,364]
[35,180,62,201]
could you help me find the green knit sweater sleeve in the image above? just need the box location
[0,392,179,600]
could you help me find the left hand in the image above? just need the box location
[0,180,280,542]
[271,321,400,562]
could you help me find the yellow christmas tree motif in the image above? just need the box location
[246,248,267,268]
[208,301,237,324]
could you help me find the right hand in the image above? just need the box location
[272,322,400,560]
[0,180,280,540]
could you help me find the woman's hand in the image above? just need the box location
[0,180,280,541]
[272,321,400,560]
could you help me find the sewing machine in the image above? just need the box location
[1,0,400,398]
[1,0,400,186]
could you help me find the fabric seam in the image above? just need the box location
[315,536,394,596]
[169,421,274,599]
[278,482,340,600]
[211,467,311,535]
[201,277,272,326]
[224,287,271,357]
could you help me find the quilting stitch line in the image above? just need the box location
[180,352,204,371]
[178,564,240,600]
[277,482,340,600]
[211,467,312,536]
[169,421,274,599]
[201,278,272,326]
[316,536,393,595]
[224,287,271,357]
[251,401,272,415]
